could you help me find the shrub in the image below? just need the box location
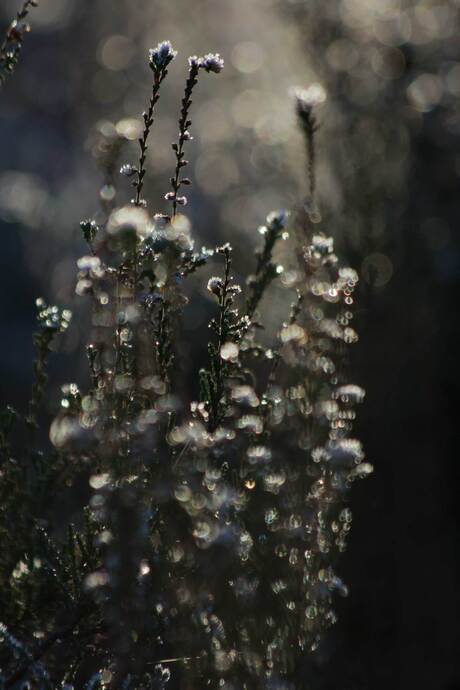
[0,35,371,690]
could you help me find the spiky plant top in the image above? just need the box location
[0,42,370,690]
[0,0,38,87]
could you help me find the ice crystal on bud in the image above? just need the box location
[266,208,289,229]
[120,163,137,177]
[326,439,365,467]
[207,277,223,295]
[312,233,334,256]
[200,53,225,73]
[149,40,177,70]
[335,384,366,404]
[80,218,98,246]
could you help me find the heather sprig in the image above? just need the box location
[246,209,289,320]
[80,218,99,254]
[127,41,177,208]
[166,53,224,217]
[0,0,38,87]
[200,243,245,430]
[26,298,72,432]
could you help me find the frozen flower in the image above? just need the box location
[149,41,177,70]
[237,530,253,558]
[193,518,220,548]
[231,384,259,407]
[326,439,364,467]
[220,342,239,362]
[291,83,327,111]
[120,164,137,177]
[314,399,339,421]
[164,192,188,206]
[200,53,224,73]
[207,277,223,295]
[80,219,98,244]
[216,242,232,254]
[77,255,102,274]
[236,415,263,434]
[247,445,272,463]
[263,471,286,493]
[266,209,289,230]
[335,384,365,404]
[49,414,90,449]
[311,234,334,256]
[75,279,92,296]
[338,266,359,285]
[107,206,152,242]
[153,213,170,229]
[312,447,328,464]
[280,324,307,344]
[75,257,104,295]
[349,462,374,479]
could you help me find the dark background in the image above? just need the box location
[1,0,459,687]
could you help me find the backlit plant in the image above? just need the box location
[0,39,371,690]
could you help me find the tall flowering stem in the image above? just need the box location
[128,41,176,334]
[0,0,38,87]
[246,209,289,320]
[201,243,248,432]
[294,87,320,203]
[207,245,233,430]
[133,41,177,207]
[167,53,224,217]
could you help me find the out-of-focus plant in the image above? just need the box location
[0,0,37,87]
[0,40,370,690]
[282,0,460,287]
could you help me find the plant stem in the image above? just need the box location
[169,62,199,217]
